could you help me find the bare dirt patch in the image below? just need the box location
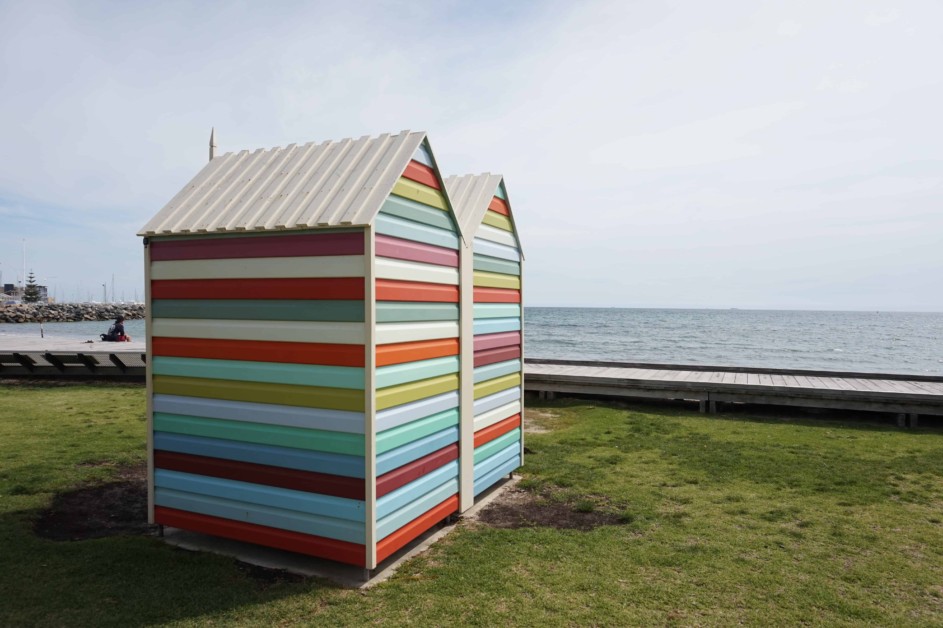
[33,462,153,541]
[523,407,557,434]
[476,487,627,531]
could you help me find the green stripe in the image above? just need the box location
[375,356,459,388]
[473,303,521,319]
[377,374,459,410]
[473,254,520,276]
[376,409,459,454]
[473,373,521,399]
[152,357,364,389]
[376,302,459,323]
[154,413,364,456]
[154,375,365,411]
[151,300,365,322]
[474,428,522,464]
[379,195,454,230]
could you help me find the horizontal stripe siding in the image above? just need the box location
[153,357,365,389]
[151,255,366,280]
[473,238,520,262]
[153,394,364,433]
[153,376,365,411]
[376,408,459,454]
[155,507,365,566]
[152,319,365,344]
[473,388,522,416]
[391,177,448,211]
[154,413,364,456]
[376,321,460,345]
[473,317,522,335]
[473,303,522,319]
[154,432,364,478]
[412,143,434,167]
[401,160,440,189]
[376,426,459,475]
[473,254,520,276]
[376,338,459,367]
[155,469,365,522]
[376,257,459,285]
[474,287,521,303]
[154,451,365,499]
[473,271,521,290]
[474,331,521,351]
[376,279,458,303]
[377,302,459,323]
[151,300,365,322]
[474,345,522,368]
[375,495,458,564]
[474,401,522,431]
[152,277,365,300]
[376,391,459,432]
[474,414,521,448]
[376,478,458,539]
[488,196,510,215]
[473,429,522,465]
[149,231,364,261]
[376,214,459,250]
[379,195,453,230]
[473,359,522,384]
[377,374,459,410]
[375,235,458,268]
[376,461,458,519]
[474,455,521,496]
[481,210,513,231]
[494,184,507,200]
[375,356,459,389]
[155,488,365,544]
[475,443,521,480]
[474,373,521,400]
[477,224,517,248]
[152,337,365,367]
[376,444,458,498]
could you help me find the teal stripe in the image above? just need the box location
[376,356,460,389]
[473,254,520,276]
[494,183,507,200]
[377,302,459,323]
[376,213,459,250]
[376,408,460,454]
[474,428,522,464]
[151,300,364,322]
[473,303,521,319]
[379,195,453,230]
[152,356,365,389]
[473,317,521,335]
[473,359,522,384]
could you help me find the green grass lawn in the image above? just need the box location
[2,383,943,626]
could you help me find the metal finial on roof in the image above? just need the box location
[209,127,217,161]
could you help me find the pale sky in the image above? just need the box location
[1,0,941,310]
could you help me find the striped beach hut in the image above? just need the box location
[138,131,467,570]
[444,174,524,508]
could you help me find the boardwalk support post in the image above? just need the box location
[699,400,707,413]
[908,413,919,428]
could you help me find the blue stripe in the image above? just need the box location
[474,317,521,335]
[473,238,519,262]
[379,195,453,230]
[376,461,459,519]
[376,478,458,539]
[412,142,434,167]
[376,213,459,250]
[473,359,522,384]
[376,391,459,432]
[474,441,521,481]
[494,182,507,200]
[376,426,459,476]
[376,356,460,388]
[473,387,521,415]
[474,455,520,496]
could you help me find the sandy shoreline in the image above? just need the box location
[0,335,146,352]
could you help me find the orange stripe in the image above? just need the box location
[376,279,459,303]
[475,414,522,448]
[474,287,521,303]
[488,196,510,216]
[376,338,459,367]
[402,160,440,189]
[376,495,459,564]
[152,337,365,367]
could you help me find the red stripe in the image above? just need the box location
[375,495,458,564]
[152,337,365,367]
[488,197,510,216]
[154,451,365,499]
[474,345,521,368]
[151,277,364,300]
[474,331,521,352]
[376,338,459,367]
[150,231,363,261]
[474,287,521,303]
[401,160,440,189]
[154,507,366,566]
[376,235,458,267]
[474,414,521,448]
[376,279,458,303]
[376,444,458,498]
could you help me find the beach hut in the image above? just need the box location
[444,174,524,508]
[138,131,467,570]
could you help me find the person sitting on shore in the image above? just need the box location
[101,315,131,342]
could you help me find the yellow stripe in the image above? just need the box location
[392,178,448,211]
[153,375,364,411]
[474,270,521,290]
[376,374,459,410]
[481,210,513,231]
[474,373,522,399]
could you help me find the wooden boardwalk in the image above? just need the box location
[524,359,943,427]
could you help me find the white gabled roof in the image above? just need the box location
[139,130,427,236]
[444,173,523,257]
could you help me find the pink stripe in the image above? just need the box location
[474,331,521,351]
[375,235,458,267]
[150,231,364,261]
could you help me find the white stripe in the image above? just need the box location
[376,321,460,344]
[476,224,517,248]
[375,257,459,285]
[153,318,365,344]
[473,401,521,431]
[151,255,365,280]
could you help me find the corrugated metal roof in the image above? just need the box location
[139,131,427,236]
[444,173,523,257]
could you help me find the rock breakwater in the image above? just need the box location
[0,303,145,324]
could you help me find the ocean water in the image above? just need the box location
[2,309,941,375]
